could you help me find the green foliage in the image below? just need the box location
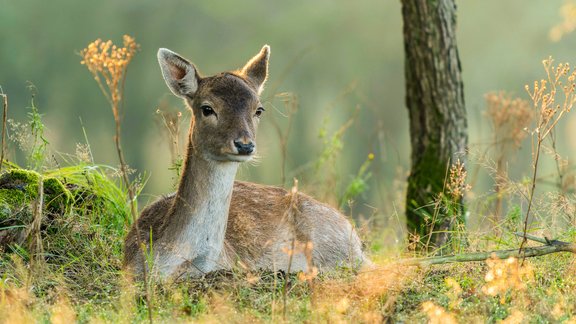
[26,95,49,170]
[48,165,132,232]
[168,155,183,189]
[315,117,346,173]
[503,205,522,232]
[308,109,376,212]
[340,153,373,209]
[6,91,50,171]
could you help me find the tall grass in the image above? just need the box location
[80,35,153,322]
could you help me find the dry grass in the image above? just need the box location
[484,92,533,223]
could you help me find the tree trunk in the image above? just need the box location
[401,0,467,249]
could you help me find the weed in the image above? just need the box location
[80,35,153,322]
[484,92,533,223]
[7,88,50,171]
[522,57,576,250]
[27,91,49,171]
[268,92,298,186]
[154,100,185,186]
[340,152,374,210]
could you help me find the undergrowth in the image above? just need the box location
[0,36,574,323]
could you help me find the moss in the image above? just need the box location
[43,177,72,214]
[0,170,72,221]
[0,169,41,198]
[0,189,27,211]
[0,170,38,223]
[0,199,14,221]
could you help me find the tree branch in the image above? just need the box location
[400,238,575,267]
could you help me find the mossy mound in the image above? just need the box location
[0,169,73,247]
[0,166,129,254]
[0,169,72,219]
[0,165,131,299]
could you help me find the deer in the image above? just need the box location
[123,45,370,279]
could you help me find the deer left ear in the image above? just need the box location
[241,45,270,95]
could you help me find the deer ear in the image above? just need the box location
[241,45,270,94]
[157,48,199,98]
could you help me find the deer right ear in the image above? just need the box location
[157,48,199,98]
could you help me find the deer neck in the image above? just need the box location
[157,134,239,276]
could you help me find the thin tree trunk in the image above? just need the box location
[401,0,467,249]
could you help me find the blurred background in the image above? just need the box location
[1,0,575,243]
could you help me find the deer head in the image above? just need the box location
[157,45,270,162]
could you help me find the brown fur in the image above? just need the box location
[124,181,366,274]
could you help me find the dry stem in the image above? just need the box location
[80,36,153,323]
[269,93,298,186]
[282,178,300,320]
[521,58,576,254]
[27,175,44,268]
[0,92,7,171]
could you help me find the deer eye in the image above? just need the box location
[200,105,216,117]
[255,107,265,117]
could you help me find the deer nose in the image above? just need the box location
[233,140,255,155]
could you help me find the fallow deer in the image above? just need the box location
[124,45,369,279]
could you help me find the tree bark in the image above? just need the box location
[401,0,467,249]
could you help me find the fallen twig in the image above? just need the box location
[514,232,548,244]
[400,236,575,267]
